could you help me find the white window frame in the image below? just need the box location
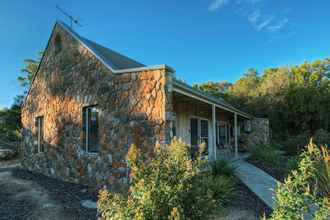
[83,106,100,154]
[216,120,229,147]
[36,116,44,153]
[189,116,210,147]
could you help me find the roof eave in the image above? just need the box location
[173,79,252,119]
[58,21,175,74]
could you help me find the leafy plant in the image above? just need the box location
[268,141,330,220]
[249,144,281,167]
[97,138,235,220]
[283,132,310,155]
[314,146,330,198]
[286,155,300,172]
[210,159,236,177]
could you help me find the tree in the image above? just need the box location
[193,81,232,98]
[194,58,330,143]
[0,52,42,143]
[17,52,42,94]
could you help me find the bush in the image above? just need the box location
[97,138,235,220]
[249,144,281,167]
[314,146,330,198]
[286,155,300,171]
[282,129,330,156]
[313,129,330,147]
[268,141,330,220]
[210,159,236,177]
[283,132,310,155]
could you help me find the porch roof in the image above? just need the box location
[173,79,252,119]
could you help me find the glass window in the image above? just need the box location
[35,116,44,153]
[82,106,100,153]
[200,119,209,151]
[190,118,209,157]
[172,113,177,137]
[217,121,228,148]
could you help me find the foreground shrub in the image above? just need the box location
[286,155,300,171]
[97,138,235,220]
[268,141,330,220]
[314,146,330,198]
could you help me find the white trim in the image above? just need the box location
[37,118,41,153]
[189,116,211,158]
[212,104,217,161]
[83,106,100,154]
[216,120,230,146]
[85,109,89,152]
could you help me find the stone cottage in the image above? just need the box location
[21,21,269,188]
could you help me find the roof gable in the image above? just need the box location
[58,21,145,70]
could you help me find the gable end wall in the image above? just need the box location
[21,23,172,188]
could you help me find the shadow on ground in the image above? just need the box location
[0,166,97,220]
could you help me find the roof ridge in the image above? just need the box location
[57,21,145,70]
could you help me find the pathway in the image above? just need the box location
[233,159,279,209]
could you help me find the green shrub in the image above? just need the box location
[97,138,235,220]
[268,141,330,220]
[283,132,310,155]
[210,159,236,177]
[314,146,330,198]
[286,155,300,171]
[249,144,281,167]
[313,129,330,147]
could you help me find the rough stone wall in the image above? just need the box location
[245,118,270,148]
[21,23,171,188]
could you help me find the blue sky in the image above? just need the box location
[1,0,330,108]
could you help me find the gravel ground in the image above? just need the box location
[0,167,97,220]
[212,179,272,220]
[0,157,272,220]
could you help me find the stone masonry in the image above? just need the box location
[21,23,172,188]
[245,118,270,148]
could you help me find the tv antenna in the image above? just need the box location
[56,5,83,28]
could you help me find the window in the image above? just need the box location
[54,35,62,54]
[216,121,228,148]
[190,117,209,157]
[200,119,209,149]
[35,116,44,153]
[82,106,100,153]
[171,113,177,138]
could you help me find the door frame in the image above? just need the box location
[216,120,230,148]
[189,116,211,156]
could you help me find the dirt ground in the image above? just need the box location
[0,158,270,220]
[0,160,97,220]
[211,180,271,220]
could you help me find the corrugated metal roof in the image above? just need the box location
[59,21,146,70]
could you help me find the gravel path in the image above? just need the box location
[0,167,97,220]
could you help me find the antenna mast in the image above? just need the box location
[56,5,82,28]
